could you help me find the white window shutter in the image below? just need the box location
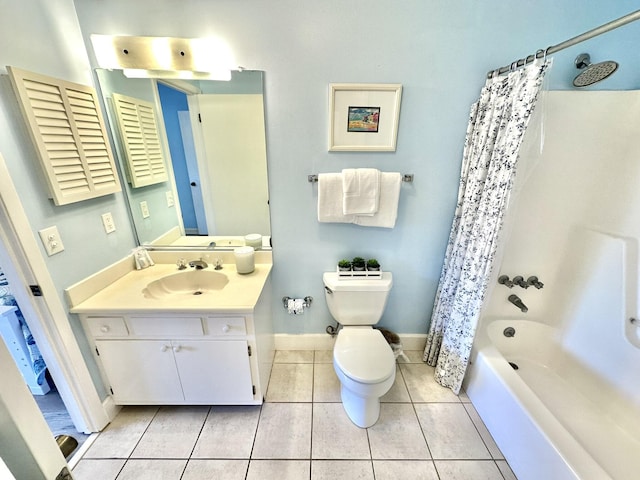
[112,93,168,188]
[7,66,121,205]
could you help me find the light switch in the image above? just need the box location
[101,212,116,233]
[140,201,150,218]
[38,226,65,256]
[166,191,175,207]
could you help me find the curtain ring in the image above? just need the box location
[510,61,518,72]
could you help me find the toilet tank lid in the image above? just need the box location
[323,272,392,291]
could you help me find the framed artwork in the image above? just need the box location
[329,83,402,151]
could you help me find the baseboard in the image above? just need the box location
[102,395,121,423]
[274,333,426,351]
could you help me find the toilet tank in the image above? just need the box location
[323,272,392,325]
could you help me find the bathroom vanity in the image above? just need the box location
[66,251,273,405]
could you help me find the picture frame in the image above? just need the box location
[329,83,402,152]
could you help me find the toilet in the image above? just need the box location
[323,271,395,428]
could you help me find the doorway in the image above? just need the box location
[0,153,111,462]
[156,82,208,236]
[0,261,89,459]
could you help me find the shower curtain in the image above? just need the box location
[423,59,550,394]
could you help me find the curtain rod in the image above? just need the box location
[487,9,640,78]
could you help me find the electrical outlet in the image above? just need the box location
[166,191,175,207]
[140,201,150,218]
[38,226,65,256]
[101,212,116,233]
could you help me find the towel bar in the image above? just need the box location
[308,173,413,183]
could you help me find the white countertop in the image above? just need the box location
[69,262,272,315]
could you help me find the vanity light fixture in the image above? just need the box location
[90,34,236,81]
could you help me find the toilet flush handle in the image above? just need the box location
[324,286,333,294]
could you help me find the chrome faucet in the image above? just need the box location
[189,259,208,270]
[512,276,529,289]
[498,275,514,288]
[527,276,544,289]
[508,294,528,313]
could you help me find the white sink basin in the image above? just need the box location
[142,270,229,299]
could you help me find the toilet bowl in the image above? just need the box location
[323,272,395,427]
[333,326,396,427]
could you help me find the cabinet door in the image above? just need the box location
[173,340,254,403]
[95,340,184,404]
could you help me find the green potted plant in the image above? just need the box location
[366,258,380,271]
[338,259,352,271]
[352,256,366,271]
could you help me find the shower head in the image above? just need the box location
[573,53,618,87]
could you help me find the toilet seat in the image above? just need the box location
[334,328,395,384]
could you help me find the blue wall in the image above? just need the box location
[156,83,197,231]
[3,0,640,346]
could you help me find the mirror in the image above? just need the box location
[95,68,271,250]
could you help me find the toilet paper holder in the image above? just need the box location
[282,296,313,313]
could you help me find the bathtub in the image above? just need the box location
[463,319,640,480]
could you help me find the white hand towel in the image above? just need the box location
[354,172,402,228]
[317,173,356,223]
[342,168,380,216]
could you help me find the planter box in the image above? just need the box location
[336,266,383,278]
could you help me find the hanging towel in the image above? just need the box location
[354,172,402,228]
[317,173,356,223]
[342,168,380,216]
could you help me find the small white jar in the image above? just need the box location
[244,233,262,250]
[234,246,255,274]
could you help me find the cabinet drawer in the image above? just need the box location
[204,317,246,336]
[86,316,128,337]
[128,316,203,336]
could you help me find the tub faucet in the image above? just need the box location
[508,294,528,313]
[513,276,529,289]
[498,275,514,288]
[527,276,544,289]
[189,259,208,270]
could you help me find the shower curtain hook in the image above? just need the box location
[510,61,518,72]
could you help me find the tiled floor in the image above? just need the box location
[72,350,517,480]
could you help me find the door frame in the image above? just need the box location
[0,152,111,434]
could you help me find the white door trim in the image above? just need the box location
[0,152,110,433]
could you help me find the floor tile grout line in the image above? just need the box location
[126,406,160,461]
[185,405,212,461]
[460,401,495,462]
[408,369,440,464]
[247,402,265,463]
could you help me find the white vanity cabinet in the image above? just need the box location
[81,313,266,405]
